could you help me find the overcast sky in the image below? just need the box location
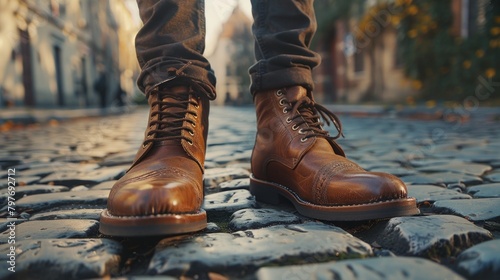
[124,0,252,55]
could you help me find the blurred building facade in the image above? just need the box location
[313,0,492,104]
[313,1,414,104]
[207,6,254,106]
[0,0,139,108]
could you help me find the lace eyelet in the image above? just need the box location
[300,137,308,143]
[292,124,299,131]
[187,140,194,145]
[298,129,305,134]
[279,99,286,106]
[276,89,284,97]
[286,117,292,124]
[191,123,196,127]
[142,143,148,148]
[283,108,288,114]
[188,131,195,136]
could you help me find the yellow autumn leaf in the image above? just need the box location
[408,5,419,15]
[426,100,436,108]
[408,29,418,38]
[485,68,496,78]
[412,80,423,89]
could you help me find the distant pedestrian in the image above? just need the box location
[93,73,107,108]
[114,83,126,107]
[224,91,233,106]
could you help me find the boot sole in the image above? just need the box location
[250,174,420,221]
[99,210,207,237]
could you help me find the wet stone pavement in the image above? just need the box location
[0,106,499,280]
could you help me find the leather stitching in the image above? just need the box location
[315,161,365,204]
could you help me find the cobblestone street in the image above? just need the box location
[1,106,499,279]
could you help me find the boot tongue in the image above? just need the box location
[284,86,315,119]
[284,86,308,103]
[154,86,191,139]
[158,86,190,104]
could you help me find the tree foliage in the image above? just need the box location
[314,0,500,102]
[395,0,499,101]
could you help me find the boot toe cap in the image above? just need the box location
[107,179,202,216]
[324,172,408,206]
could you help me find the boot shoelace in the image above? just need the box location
[143,90,199,146]
[278,90,344,142]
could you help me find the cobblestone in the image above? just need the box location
[12,190,109,213]
[29,209,104,221]
[467,183,500,198]
[407,184,472,203]
[39,165,127,186]
[359,215,492,258]
[432,198,500,221]
[0,106,499,279]
[204,189,257,214]
[485,171,500,182]
[148,222,372,276]
[218,178,250,191]
[89,180,118,190]
[415,161,492,176]
[456,239,500,279]
[400,172,483,186]
[0,239,121,279]
[203,167,250,188]
[256,257,465,280]
[0,219,99,241]
[229,208,301,231]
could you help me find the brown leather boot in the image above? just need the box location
[250,86,419,221]
[100,86,209,236]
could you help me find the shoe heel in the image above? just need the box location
[250,177,282,205]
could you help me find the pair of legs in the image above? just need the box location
[99,0,418,236]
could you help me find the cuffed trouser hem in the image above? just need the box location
[250,67,314,95]
[137,60,217,100]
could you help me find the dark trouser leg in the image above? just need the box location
[135,0,216,98]
[249,0,321,94]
